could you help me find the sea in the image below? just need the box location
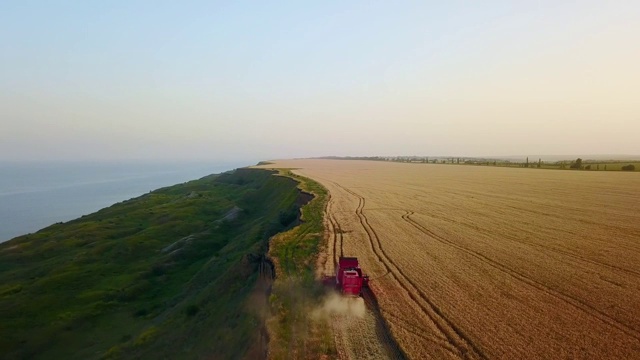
[0,161,250,243]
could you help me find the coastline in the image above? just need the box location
[0,161,248,242]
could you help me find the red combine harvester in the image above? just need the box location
[325,256,369,297]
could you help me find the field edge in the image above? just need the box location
[264,169,338,359]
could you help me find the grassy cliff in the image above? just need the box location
[0,168,307,360]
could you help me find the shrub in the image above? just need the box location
[134,326,158,346]
[133,308,148,317]
[570,158,583,169]
[279,208,298,227]
[622,164,636,171]
[151,264,166,276]
[185,304,200,317]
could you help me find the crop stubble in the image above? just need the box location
[258,160,640,359]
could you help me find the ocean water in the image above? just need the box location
[0,161,248,243]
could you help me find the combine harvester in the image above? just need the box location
[324,256,369,297]
[323,257,407,359]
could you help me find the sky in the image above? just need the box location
[1,1,639,162]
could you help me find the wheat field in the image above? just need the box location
[257,159,640,359]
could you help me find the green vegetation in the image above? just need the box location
[265,170,336,359]
[269,171,326,276]
[255,161,275,166]
[570,158,583,169]
[0,168,308,360]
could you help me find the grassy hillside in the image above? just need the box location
[0,168,307,360]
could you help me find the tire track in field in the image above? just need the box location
[326,195,343,270]
[402,211,640,341]
[420,209,640,278]
[382,307,460,355]
[410,185,640,255]
[325,188,406,360]
[333,182,487,360]
[362,288,409,360]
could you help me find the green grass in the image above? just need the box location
[265,170,336,359]
[269,171,327,276]
[0,168,306,360]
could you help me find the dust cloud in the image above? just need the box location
[312,291,366,320]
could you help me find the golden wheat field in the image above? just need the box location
[258,159,640,359]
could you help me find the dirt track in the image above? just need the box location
[258,159,640,359]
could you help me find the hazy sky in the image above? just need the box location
[1,1,639,162]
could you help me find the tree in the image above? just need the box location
[525,157,529,168]
[570,158,583,169]
[622,164,636,171]
[537,158,542,168]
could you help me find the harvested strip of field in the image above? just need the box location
[319,195,406,360]
[257,159,640,359]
